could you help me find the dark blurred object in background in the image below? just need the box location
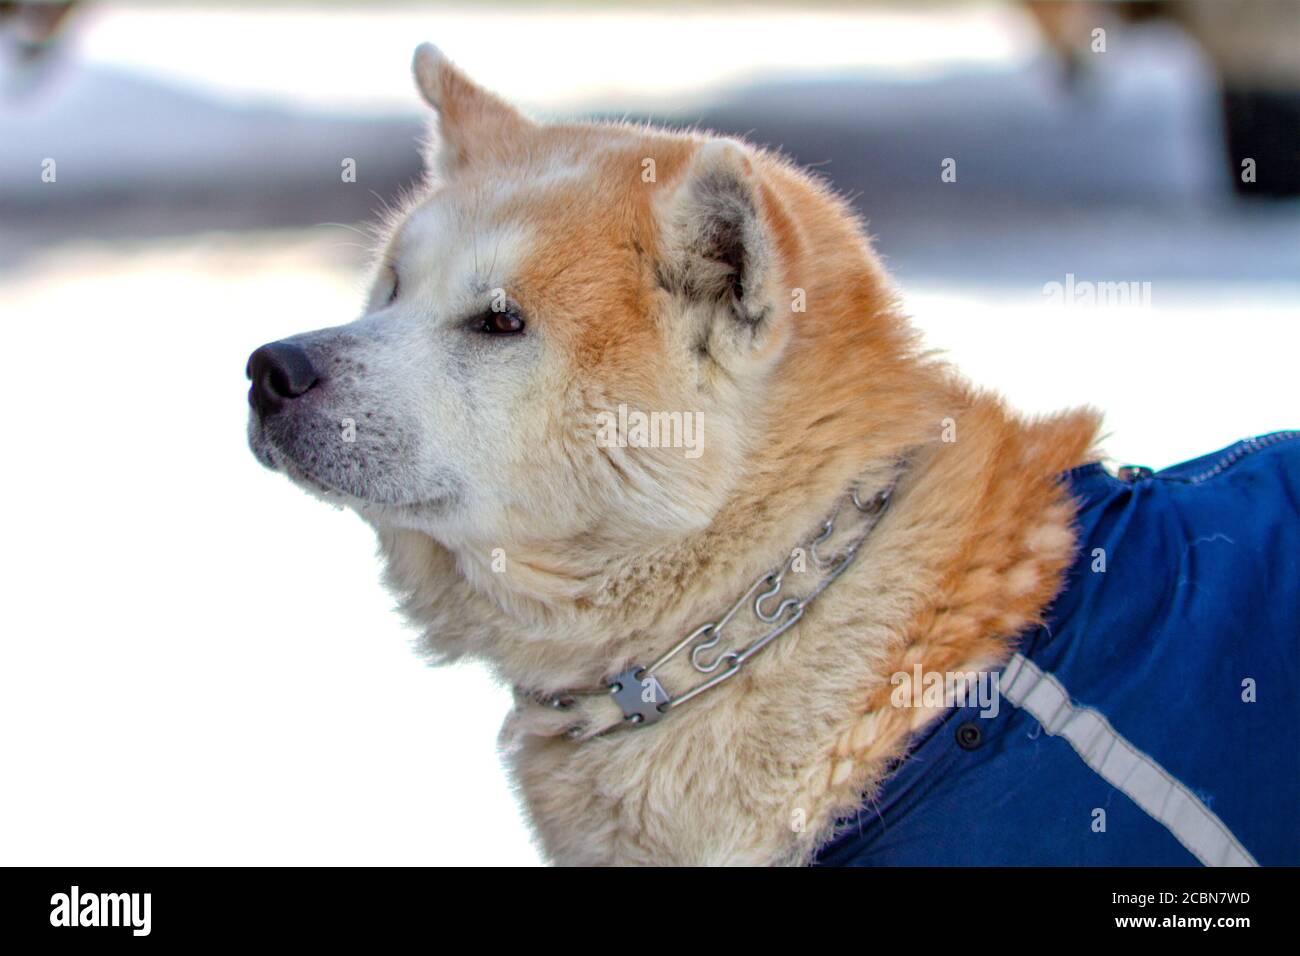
[1179,0,1300,198]
[1028,0,1300,197]
[1221,87,1300,198]
[0,0,77,64]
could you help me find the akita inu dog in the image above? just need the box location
[247,45,1299,866]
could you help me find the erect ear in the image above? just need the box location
[412,43,533,178]
[659,139,782,339]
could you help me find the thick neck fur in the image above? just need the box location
[374,156,1101,864]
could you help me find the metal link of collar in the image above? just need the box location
[544,469,903,732]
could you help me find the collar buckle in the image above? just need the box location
[608,668,671,725]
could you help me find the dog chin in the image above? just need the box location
[249,422,453,525]
[249,430,340,502]
[247,418,280,473]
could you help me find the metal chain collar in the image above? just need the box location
[543,468,904,732]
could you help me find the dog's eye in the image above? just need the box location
[386,275,400,305]
[478,309,525,335]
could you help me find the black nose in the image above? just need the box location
[246,342,320,417]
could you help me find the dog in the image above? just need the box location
[247,44,1299,866]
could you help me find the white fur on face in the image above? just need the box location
[249,186,550,543]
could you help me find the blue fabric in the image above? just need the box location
[814,432,1300,867]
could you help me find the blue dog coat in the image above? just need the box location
[815,432,1300,867]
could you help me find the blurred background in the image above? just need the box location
[0,1,1297,866]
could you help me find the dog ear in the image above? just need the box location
[412,43,533,178]
[658,139,782,345]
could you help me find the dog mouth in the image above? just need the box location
[274,451,349,502]
[247,419,346,499]
[248,417,453,515]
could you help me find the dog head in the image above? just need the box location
[247,44,832,552]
